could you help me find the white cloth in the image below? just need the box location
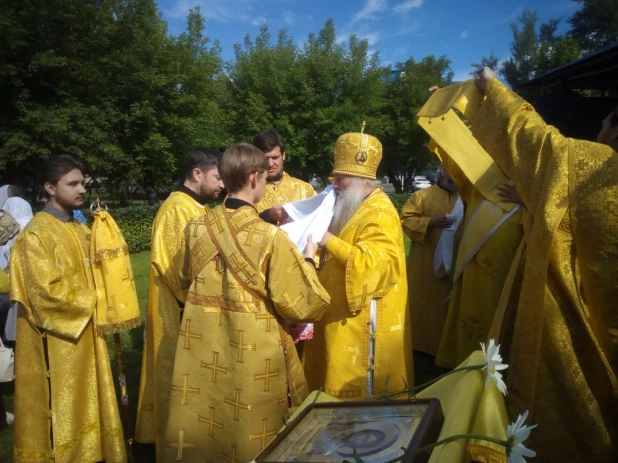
[0,197,33,341]
[433,197,464,276]
[280,185,335,253]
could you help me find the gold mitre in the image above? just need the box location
[332,122,382,180]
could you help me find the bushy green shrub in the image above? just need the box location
[388,193,410,213]
[109,204,159,253]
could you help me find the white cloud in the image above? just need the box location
[282,11,297,26]
[363,32,381,45]
[164,0,253,23]
[251,16,268,26]
[460,30,468,39]
[352,0,388,24]
[394,17,421,36]
[393,0,424,14]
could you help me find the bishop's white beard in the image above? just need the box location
[329,178,370,236]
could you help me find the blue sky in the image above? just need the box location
[156,0,581,81]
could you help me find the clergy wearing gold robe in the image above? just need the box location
[400,167,460,356]
[303,128,414,399]
[469,69,618,462]
[255,171,316,213]
[136,148,223,458]
[10,154,126,463]
[434,170,523,369]
[252,130,316,220]
[163,143,330,463]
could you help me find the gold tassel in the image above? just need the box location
[95,315,143,337]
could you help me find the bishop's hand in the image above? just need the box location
[269,204,288,223]
[476,66,496,90]
[304,234,318,259]
[318,231,333,248]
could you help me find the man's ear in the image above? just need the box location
[44,182,55,198]
[249,172,257,189]
[282,151,286,162]
[192,167,203,182]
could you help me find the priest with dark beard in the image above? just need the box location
[302,127,414,399]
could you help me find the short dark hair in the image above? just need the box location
[610,106,618,128]
[220,143,268,194]
[7,185,24,198]
[184,147,222,180]
[39,154,85,198]
[252,130,286,154]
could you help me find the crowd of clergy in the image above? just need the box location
[0,68,616,463]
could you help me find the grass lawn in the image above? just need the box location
[0,236,434,461]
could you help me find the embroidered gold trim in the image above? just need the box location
[186,293,260,313]
[95,315,143,336]
[467,443,507,463]
[94,244,130,263]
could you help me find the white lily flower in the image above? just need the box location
[506,410,537,463]
[481,339,508,395]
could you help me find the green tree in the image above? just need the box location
[0,1,224,200]
[225,19,387,182]
[0,0,120,193]
[103,2,223,199]
[500,10,580,88]
[470,51,499,77]
[294,20,388,180]
[569,0,618,52]
[382,56,453,192]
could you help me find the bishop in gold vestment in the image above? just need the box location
[434,174,523,369]
[401,178,460,356]
[469,74,618,462]
[10,206,126,463]
[254,171,316,212]
[304,129,414,399]
[136,189,208,454]
[164,199,330,462]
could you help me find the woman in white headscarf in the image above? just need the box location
[0,195,33,341]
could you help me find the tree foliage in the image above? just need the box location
[0,0,223,199]
[569,0,618,52]
[499,10,581,88]
[470,51,499,77]
[3,1,608,196]
[225,20,389,181]
[382,56,453,191]
[472,2,616,91]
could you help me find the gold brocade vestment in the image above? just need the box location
[10,211,126,463]
[471,79,618,462]
[435,177,523,368]
[136,191,207,458]
[163,203,330,463]
[254,171,316,212]
[414,86,524,368]
[400,185,460,356]
[303,189,414,398]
